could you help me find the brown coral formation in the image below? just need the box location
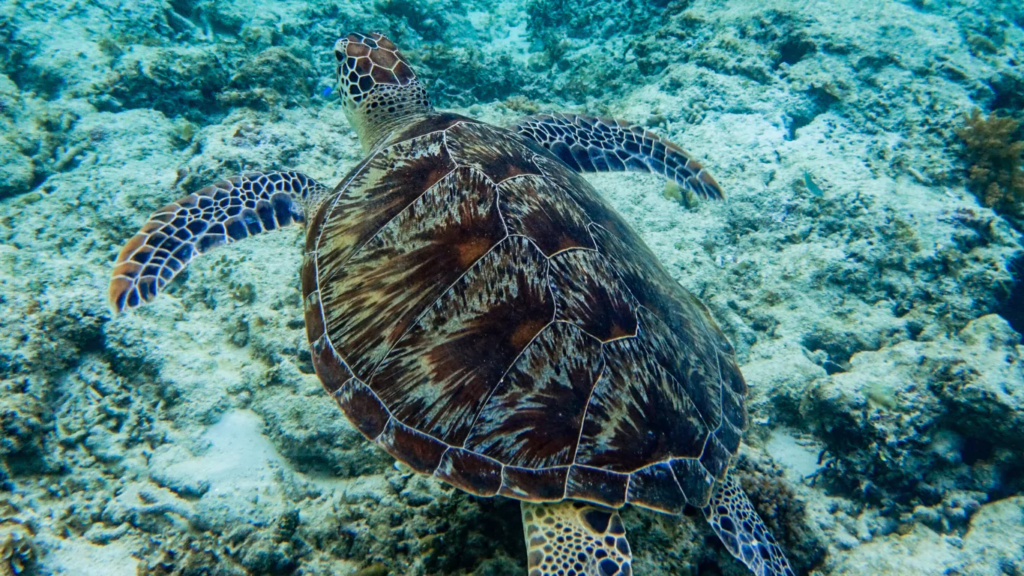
[0,520,36,576]
[957,109,1024,222]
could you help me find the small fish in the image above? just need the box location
[803,170,824,197]
[321,85,333,98]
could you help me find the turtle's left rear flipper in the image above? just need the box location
[512,113,724,200]
[109,171,327,312]
[703,476,795,576]
[521,501,632,576]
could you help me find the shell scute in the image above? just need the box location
[548,249,639,342]
[531,152,618,224]
[370,236,554,446]
[636,308,724,433]
[699,434,732,482]
[575,334,709,474]
[320,165,506,382]
[434,448,503,497]
[377,418,448,474]
[497,175,596,256]
[670,457,715,507]
[446,121,542,183]
[386,112,473,146]
[499,466,568,501]
[625,462,686,514]
[565,465,629,508]
[334,379,390,440]
[310,334,354,397]
[463,322,602,469]
[721,384,748,434]
[717,417,744,455]
[315,130,454,274]
[301,256,324,341]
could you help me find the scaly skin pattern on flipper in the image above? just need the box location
[109,171,327,312]
[522,501,632,576]
[703,476,796,576]
[512,113,724,200]
[301,113,748,515]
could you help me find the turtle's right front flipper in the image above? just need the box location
[109,171,328,312]
[512,113,724,200]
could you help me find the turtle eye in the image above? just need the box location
[334,50,344,61]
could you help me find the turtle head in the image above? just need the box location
[334,32,434,150]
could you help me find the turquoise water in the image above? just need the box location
[1,0,1023,574]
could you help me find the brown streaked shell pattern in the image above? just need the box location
[301,113,747,514]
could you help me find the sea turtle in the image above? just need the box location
[109,32,795,576]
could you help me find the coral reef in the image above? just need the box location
[768,315,1024,511]
[957,109,1024,224]
[819,496,1024,575]
[136,532,248,576]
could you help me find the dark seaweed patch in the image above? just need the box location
[997,252,1024,335]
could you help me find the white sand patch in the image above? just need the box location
[36,534,137,576]
[153,409,289,529]
[174,409,284,490]
[766,428,823,483]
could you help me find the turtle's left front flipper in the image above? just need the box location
[512,113,724,200]
[703,476,795,576]
[109,171,328,312]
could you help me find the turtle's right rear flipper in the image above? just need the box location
[703,476,795,576]
[109,171,328,312]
